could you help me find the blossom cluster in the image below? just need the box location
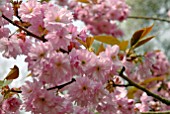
[0,0,169,113]
[65,0,129,36]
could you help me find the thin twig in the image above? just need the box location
[119,67,170,105]
[10,78,76,93]
[128,16,170,23]
[113,83,132,87]
[47,78,76,90]
[10,89,22,93]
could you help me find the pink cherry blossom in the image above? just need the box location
[69,49,96,75]
[68,77,105,107]
[48,52,73,84]
[0,0,169,113]
[2,97,21,113]
[0,2,13,26]
[73,106,94,114]
[18,0,41,22]
[89,57,112,83]
[0,36,22,58]
[45,28,71,50]
[69,0,129,36]
[44,4,73,31]
[0,27,10,38]
[21,79,73,114]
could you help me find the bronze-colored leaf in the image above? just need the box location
[141,24,154,38]
[86,37,94,48]
[76,38,87,48]
[140,76,165,86]
[76,0,90,3]
[133,36,155,49]
[118,40,129,51]
[127,87,138,99]
[5,65,19,80]
[130,24,154,47]
[130,29,144,47]
[96,43,105,55]
[93,35,120,45]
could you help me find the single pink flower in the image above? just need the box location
[2,97,21,113]
[18,0,41,22]
[68,77,105,106]
[44,5,73,31]
[0,36,22,58]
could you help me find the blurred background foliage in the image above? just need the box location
[121,0,170,59]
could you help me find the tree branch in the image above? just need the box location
[119,67,170,105]
[2,14,47,42]
[2,14,71,53]
[141,111,170,114]
[128,16,170,23]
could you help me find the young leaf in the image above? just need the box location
[93,35,120,45]
[76,38,87,48]
[27,72,32,77]
[140,75,165,86]
[0,80,4,88]
[133,36,155,49]
[96,43,105,55]
[86,37,94,48]
[127,86,138,99]
[3,80,13,87]
[0,80,13,88]
[141,24,154,38]
[130,29,144,47]
[76,0,90,3]
[5,65,19,80]
[130,24,154,47]
[118,40,129,51]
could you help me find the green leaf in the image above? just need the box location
[133,36,155,49]
[93,35,120,45]
[0,80,4,88]
[3,80,13,86]
[0,80,13,88]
